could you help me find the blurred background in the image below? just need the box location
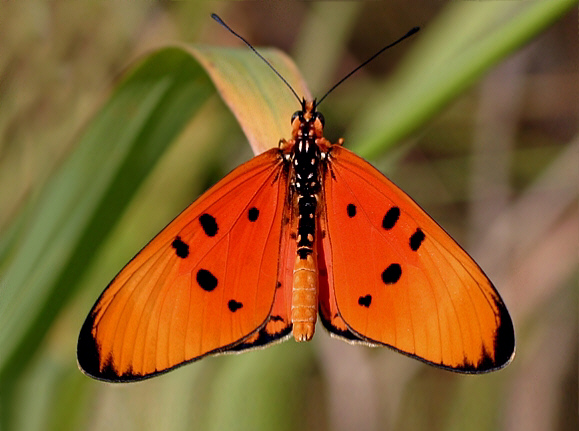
[0,2,577,431]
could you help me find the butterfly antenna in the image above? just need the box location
[212,14,302,104]
[317,26,420,107]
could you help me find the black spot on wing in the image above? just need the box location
[248,207,259,222]
[358,295,372,307]
[381,264,402,284]
[199,213,218,237]
[196,269,218,292]
[171,236,189,258]
[347,203,356,218]
[409,228,425,251]
[382,207,400,230]
[228,300,243,312]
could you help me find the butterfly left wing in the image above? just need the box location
[319,145,515,373]
[78,148,292,382]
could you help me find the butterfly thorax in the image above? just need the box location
[282,100,329,342]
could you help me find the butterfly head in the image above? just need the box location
[291,99,325,141]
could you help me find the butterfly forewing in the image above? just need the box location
[78,149,289,381]
[320,145,515,372]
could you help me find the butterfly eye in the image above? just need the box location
[315,112,325,127]
[291,111,302,124]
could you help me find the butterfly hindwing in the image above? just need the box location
[229,204,296,352]
[318,229,377,345]
[319,145,515,372]
[77,148,290,381]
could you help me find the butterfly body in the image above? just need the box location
[78,99,514,382]
[285,100,326,342]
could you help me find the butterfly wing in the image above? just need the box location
[319,145,515,373]
[78,148,292,382]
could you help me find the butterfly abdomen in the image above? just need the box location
[290,103,324,342]
[292,251,318,342]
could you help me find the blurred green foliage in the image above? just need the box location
[0,1,577,431]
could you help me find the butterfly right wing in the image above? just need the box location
[77,148,291,382]
[318,145,514,372]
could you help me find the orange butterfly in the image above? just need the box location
[77,20,514,383]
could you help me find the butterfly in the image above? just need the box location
[77,95,514,382]
[77,15,514,382]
